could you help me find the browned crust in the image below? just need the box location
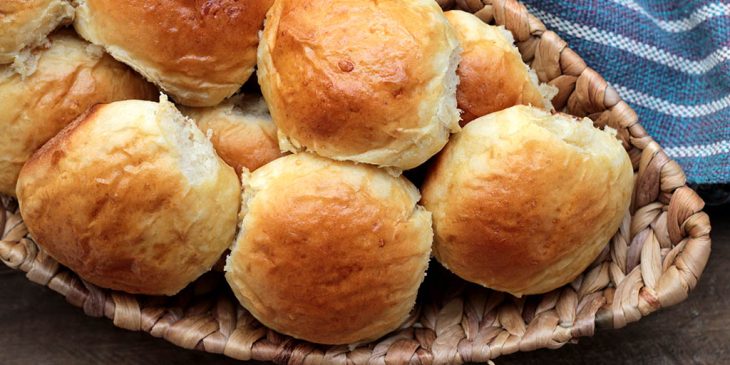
[23,103,102,169]
[445,10,545,125]
[258,0,459,168]
[226,154,432,344]
[17,100,240,295]
[422,106,634,296]
[75,0,272,105]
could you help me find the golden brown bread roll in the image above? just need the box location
[444,10,556,125]
[0,0,74,64]
[257,0,461,170]
[225,153,432,344]
[0,30,157,197]
[16,96,240,295]
[73,0,273,106]
[180,95,282,175]
[421,106,633,296]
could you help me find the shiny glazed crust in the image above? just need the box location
[225,153,433,344]
[445,10,553,124]
[73,0,273,106]
[257,0,461,170]
[422,106,634,296]
[16,98,241,295]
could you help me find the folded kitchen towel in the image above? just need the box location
[520,0,729,184]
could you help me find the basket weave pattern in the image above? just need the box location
[0,0,712,363]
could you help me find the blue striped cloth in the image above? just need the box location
[519,0,730,184]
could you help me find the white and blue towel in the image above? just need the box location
[521,0,729,183]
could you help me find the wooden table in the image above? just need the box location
[1,205,727,365]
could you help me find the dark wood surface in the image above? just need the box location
[1,205,727,365]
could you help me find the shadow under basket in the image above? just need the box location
[0,0,713,363]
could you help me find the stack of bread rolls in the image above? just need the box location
[4,0,633,345]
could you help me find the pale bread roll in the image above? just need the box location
[0,30,157,197]
[0,0,74,64]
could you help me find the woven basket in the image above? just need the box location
[0,0,713,363]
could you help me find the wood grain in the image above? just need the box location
[1,205,727,365]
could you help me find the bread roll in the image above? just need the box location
[16,96,240,295]
[0,0,74,64]
[258,0,461,170]
[74,0,273,107]
[0,30,157,197]
[444,10,556,125]
[225,153,432,344]
[421,106,633,296]
[180,95,282,175]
